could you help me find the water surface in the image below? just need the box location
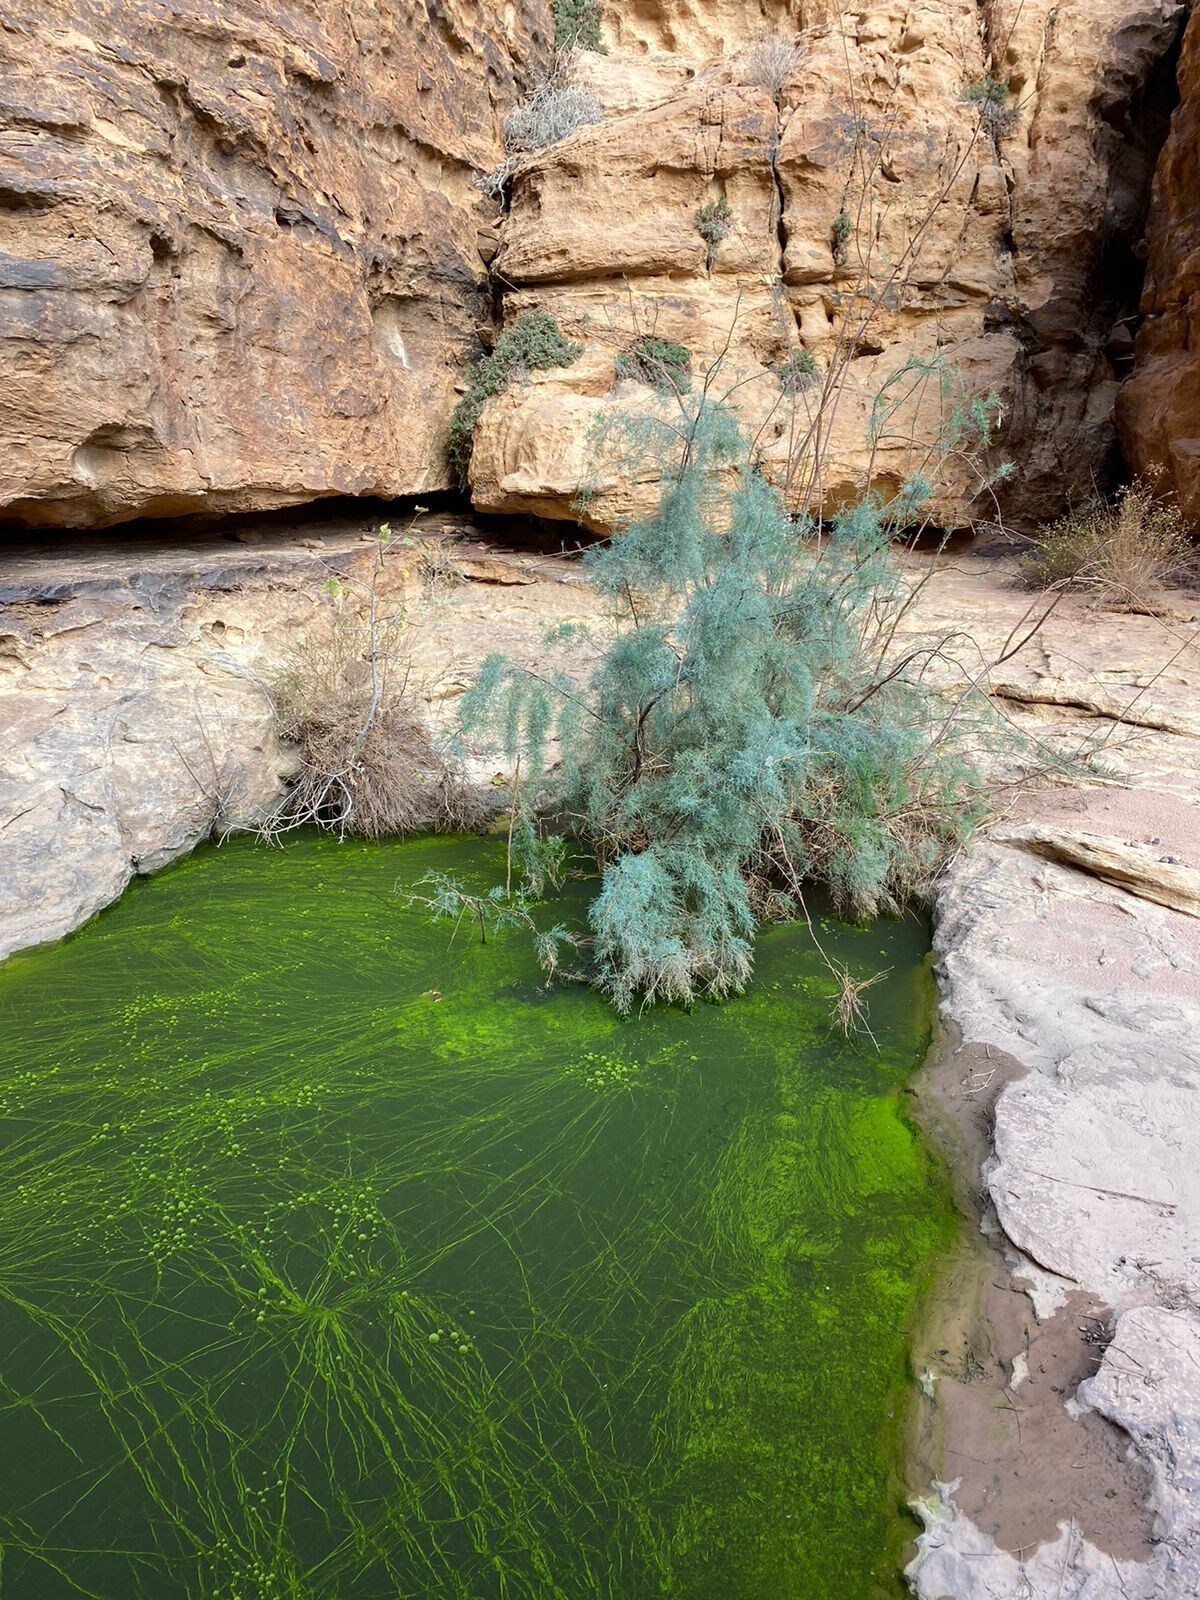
[0,835,952,1598]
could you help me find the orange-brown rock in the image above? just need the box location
[1119,2,1200,528]
[0,0,547,527]
[471,0,1189,533]
[0,0,1189,533]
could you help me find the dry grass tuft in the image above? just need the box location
[830,964,885,1040]
[1026,480,1195,613]
[266,550,480,841]
[743,32,800,95]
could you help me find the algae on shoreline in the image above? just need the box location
[0,833,953,1598]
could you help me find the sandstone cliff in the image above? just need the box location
[1120,1,1200,525]
[0,1,1189,531]
[0,0,545,526]
[472,0,1190,532]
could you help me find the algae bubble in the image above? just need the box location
[0,833,954,1598]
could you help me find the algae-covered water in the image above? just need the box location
[0,834,952,1599]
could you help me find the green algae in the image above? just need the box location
[0,833,954,1599]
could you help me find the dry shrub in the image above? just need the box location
[503,80,601,154]
[410,536,464,600]
[477,58,601,201]
[1027,480,1195,612]
[744,32,800,95]
[268,586,479,841]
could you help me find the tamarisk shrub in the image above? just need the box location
[444,375,1002,1012]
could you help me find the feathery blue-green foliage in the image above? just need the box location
[452,371,999,1011]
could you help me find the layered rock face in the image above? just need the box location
[0,0,546,527]
[1120,1,1200,526]
[0,0,1188,531]
[473,0,1190,532]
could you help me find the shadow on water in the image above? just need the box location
[0,833,955,1599]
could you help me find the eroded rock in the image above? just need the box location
[919,782,1200,1591]
[0,0,1188,533]
[0,0,547,527]
[1119,1,1200,527]
[470,0,1187,532]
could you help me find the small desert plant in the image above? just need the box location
[776,347,821,395]
[401,534,462,599]
[831,209,852,266]
[448,309,583,484]
[744,31,800,95]
[695,197,733,267]
[614,335,693,395]
[962,75,1019,142]
[553,0,606,52]
[1025,480,1194,612]
[266,531,477,840]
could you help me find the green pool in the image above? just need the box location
[0,834,953,1598]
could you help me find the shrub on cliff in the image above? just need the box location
[962,75,1019,142]
[831,209,851,266]
[776,347,821,395]
[694,197,732,267]
[1025,479,1195,612]
[476,70,602,202]
[445,379,999,1012]
[553,0,606,52]
[448,310,582,486]
[743,31,800,96]
[614,336,693,396]
[503,81,602,154]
